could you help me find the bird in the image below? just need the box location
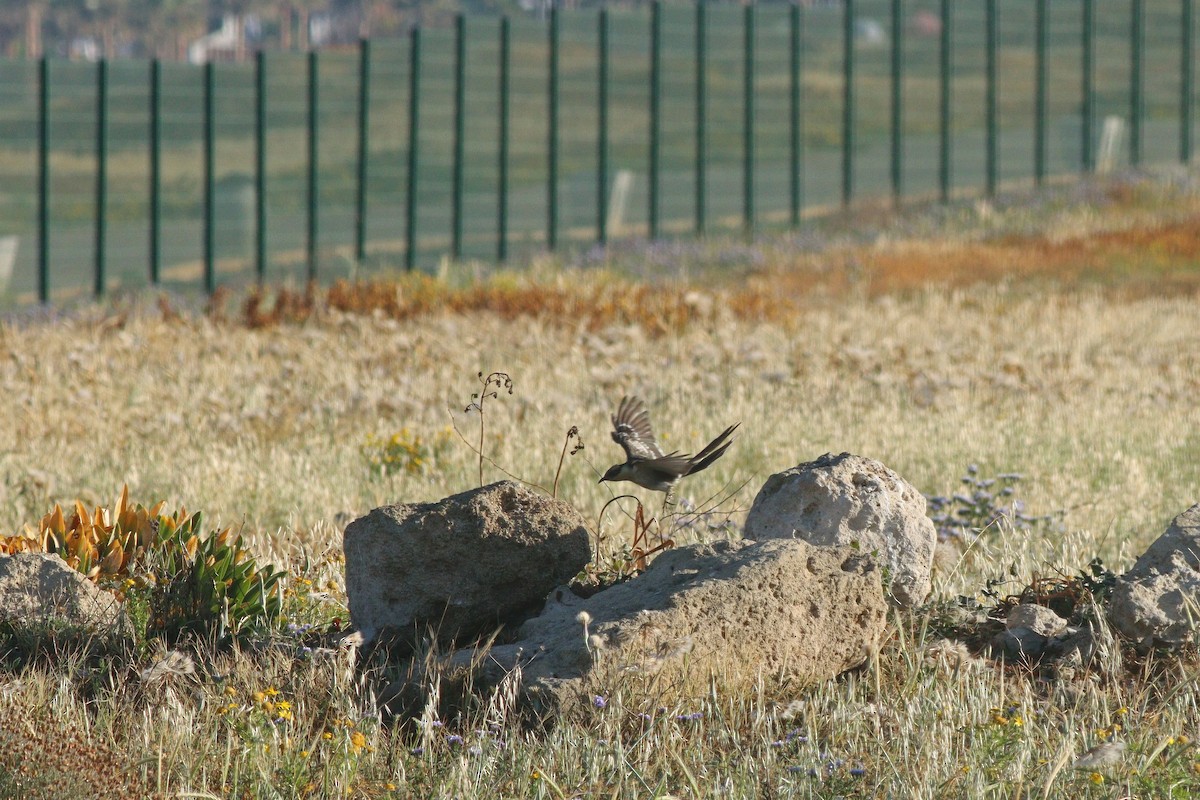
[599,395,739,503]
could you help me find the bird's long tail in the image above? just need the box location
[685,423,740,476]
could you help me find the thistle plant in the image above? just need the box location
[925,465,1064,543]
[465,371,513,487]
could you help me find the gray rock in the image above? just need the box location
[468,538,888,721]
[1108,503,1200,647]
[991,627,1048,661]
[743,452,936,607]
[0,553,124,630]
[1044,625,1099,670]
[1006,603,1068,637]
[344,481,590,648]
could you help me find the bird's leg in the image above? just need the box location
[661,488,676,519]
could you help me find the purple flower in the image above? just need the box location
[446,734,463,746]
[593,695,608,709]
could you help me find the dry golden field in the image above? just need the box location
[1,176,1199,797]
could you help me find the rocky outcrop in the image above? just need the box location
[460,538,888,721]
[743,452,936,608]
[344,481,591,649]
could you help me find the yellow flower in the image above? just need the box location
[1089,772,1104,785]
[253,691,265,703]
[386,783,396,791]
[264,686,280,697]
[350,731,367,752]
[224,686,238,697]
[323,732,333,740]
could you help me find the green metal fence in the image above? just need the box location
[0,0,1196,305]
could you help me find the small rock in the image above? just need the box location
[743,452,936,607]
[1005,603,1067,637]
[990,627,1047,661]
[0,553,124,632]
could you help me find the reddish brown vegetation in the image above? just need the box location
[218,216,1200,333]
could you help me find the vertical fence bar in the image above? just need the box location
[255,50,267,283]
[1082,0,1094,171]
[1034,0,1047,184]
[1184,0,1194,163]
[597,9,608,243]
[890,0,903,204]
[355,38,370,265]
[649,0,661,239]
[938,0,951,202]
[790,2,802,225]
[203,61,215,295]
[452,15,466,260]
[149,59,161,284]
[744,2,755,230]
[94,59,107,296]
[405,27,421,272]
[696,0,707,234]
[842,0,854,207]
[1130,0,1143,166]
[499,17,510,260]
[306,50,318,282]
[547,5,559,251]
[985,0,997,196]
[37,57,49,302]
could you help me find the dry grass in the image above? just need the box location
[2,177,1200,797]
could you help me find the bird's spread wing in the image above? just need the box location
[611,395,666,460]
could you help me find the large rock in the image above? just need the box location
[0,553,124,630]
[743,452,936,608]
[344,481,590,648]
[466,538,887,721]
[1108,504,1200,648]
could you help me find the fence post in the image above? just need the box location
[499,17,510,260]
[744,2,755,230]
[94,58,107,297]
[547,5,559,251]
[842,0,854,207]
[1082,0,1094,171]
[790,1,803,225]
[890,0,903,205]
[1130,0,1144,166]
[1184,0,1194,163]
[650,0,661,240]
[37,57,49,303]
[149,59,161,285]
[255,50,267,283]
[203,61,215,295]
[452,15,466,260]
[405,27,421,272]
[696,0,707,234]
[306,50,319,282]
[985,0,996,197]
[1035,0,1047,185]
[355,38,371,265]
[597,9,608,244]
[938,0,951,202]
